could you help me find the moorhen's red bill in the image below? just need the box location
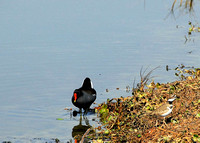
[72,77,96,115]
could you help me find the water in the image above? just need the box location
[0,0,200,142]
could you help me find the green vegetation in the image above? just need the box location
[83,66,200,142]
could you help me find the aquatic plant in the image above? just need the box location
[171,0,193,12]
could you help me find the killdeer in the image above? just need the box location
[150,95,176,126]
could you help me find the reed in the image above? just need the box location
[171,0,193,11]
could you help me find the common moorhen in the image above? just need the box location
[72,77,96,115]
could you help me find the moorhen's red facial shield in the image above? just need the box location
[73,93,77,102]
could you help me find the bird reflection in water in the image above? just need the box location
[71,113,94,142]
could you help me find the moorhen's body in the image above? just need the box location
[72,77,96,115]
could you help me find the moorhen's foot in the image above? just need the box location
[73,110,80,117]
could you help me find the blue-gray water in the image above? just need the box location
[0,0,200,142]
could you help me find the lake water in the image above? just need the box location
[0,0,200,142]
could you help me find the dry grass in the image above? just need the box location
[87,67,200,142]
[171,0,193,11]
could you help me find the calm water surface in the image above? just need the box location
[0,0,200,142]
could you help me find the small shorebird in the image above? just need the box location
[150,95,176,126]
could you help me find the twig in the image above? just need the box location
[157,127,178,135]
[80,128,91,143]
[108,116,118,130]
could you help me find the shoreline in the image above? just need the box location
[79,67,200,142]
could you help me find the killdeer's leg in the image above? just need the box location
[155,119,158,127]
[163,117,168,127]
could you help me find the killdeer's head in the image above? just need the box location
[167,95,176,104]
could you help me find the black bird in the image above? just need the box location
[72,77,96,115]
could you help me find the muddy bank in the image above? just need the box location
[79,67,200,142]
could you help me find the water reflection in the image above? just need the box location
[72,115,91,142]
[165,0,196,20]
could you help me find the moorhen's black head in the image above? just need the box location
[81,77,93,89]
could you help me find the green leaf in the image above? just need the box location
[56,118,64,120]
[170,85,175,90]
[193,134,200,142]
[104,130,110,134]
[146,106,150,110]
[107,115,113,121]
